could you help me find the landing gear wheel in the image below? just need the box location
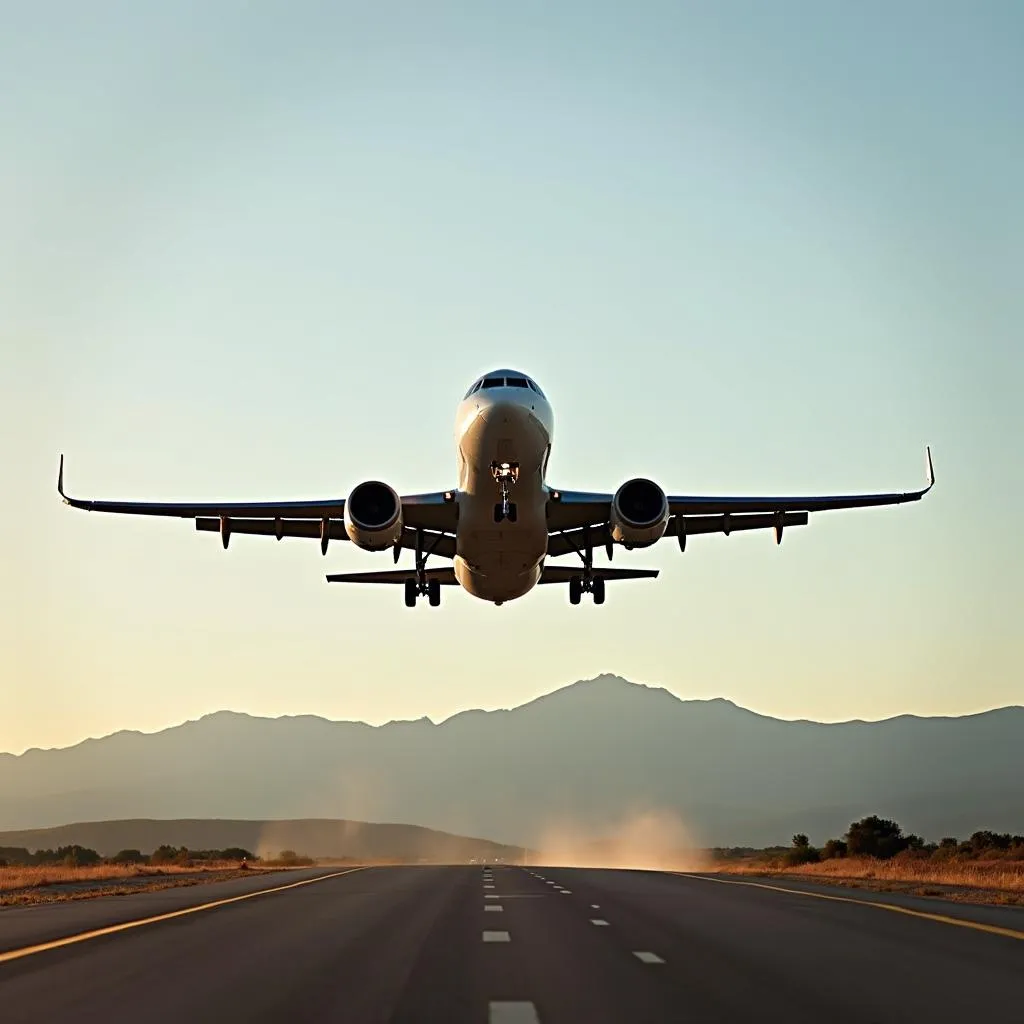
[428,578,441,607]
[506,503,517,523]
[569,577,582,605]
[592,577,606,605]
[404,579,417,607]
[494,503,504,523]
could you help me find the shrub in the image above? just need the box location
[783,834,820,866]
[821,839,847,860]
[845,816,909,860]
[111,849,147,864]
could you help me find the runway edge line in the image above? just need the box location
[675,873,1024,942]
[0,868,365,965]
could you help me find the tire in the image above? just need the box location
[569,578,582,605]
[493,503,504,523]
[507,503,517,523]
[404,579,417,607]
[592,577,606,605]
[428,578,441,607]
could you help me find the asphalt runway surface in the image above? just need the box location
[0,864,1021,1023]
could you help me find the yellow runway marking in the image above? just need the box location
[677,873,1024,942]
[0,868,364,965]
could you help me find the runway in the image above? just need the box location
[0,864,1021,1022]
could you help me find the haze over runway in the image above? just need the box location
[1,865,1021,1023]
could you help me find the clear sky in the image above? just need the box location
[2,1,1022,755]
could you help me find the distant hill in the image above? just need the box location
[0,818,522,862]
[2,675,1021,847]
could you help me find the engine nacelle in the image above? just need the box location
[610,478,669,548]
[344,481,403,551]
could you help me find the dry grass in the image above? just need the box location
[715,856,1024,904]
[0,861,248,893]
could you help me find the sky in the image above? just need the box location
[2,1,1022,755]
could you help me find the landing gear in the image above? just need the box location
[567,573,604,605]
[563,526,607,605]
[404,528,443,607]
[491,461,519,523]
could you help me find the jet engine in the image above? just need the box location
[609,478,669,548]
[344,481,403,550]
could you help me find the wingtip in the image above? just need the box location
[57,453,66,498]
[925,445,935,489]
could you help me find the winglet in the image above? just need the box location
[57,453,67,500]
[925,445,935,491]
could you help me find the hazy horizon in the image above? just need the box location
[3,675,1022,758]
[4,3,1022,754]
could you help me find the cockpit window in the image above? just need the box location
[528,379,545,397]
[481,377,505,389]
[506,377,529,388]
[464,380,482,398]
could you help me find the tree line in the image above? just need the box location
[714,816,1024,867]
[0,844,257,868]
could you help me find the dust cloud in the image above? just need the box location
[532,808,711,872]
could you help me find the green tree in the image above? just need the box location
[845,816,908,860]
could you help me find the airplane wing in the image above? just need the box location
[58,456,458,544]
[538,566,659,584]
[547,447,934,540]
[325,568,459,585]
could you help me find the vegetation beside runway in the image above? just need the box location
[0,844,321,906]
[711,816,1024,905]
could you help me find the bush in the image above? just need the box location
[783,834,820,866]
[111,849,147,864]
[150,845,182,865]
[845,816,909,860]
[821,839,847,860]
[220,848,254,862]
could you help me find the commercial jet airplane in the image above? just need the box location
[59,368,934,608]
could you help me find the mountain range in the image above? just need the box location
[2,676,1021,848]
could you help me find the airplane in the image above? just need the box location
[58,368,934,608]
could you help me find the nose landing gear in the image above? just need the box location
[491,461,519,523]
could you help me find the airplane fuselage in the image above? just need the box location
[452,373,554,604]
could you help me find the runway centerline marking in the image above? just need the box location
[590,918,610,926]
[634,951,665,964]
[485,905,504,912]
[489,1001,540,1023]
[677,874,1024,943]
[483,930,511,943]
[0,868,365,965]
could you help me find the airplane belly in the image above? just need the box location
[454,401,549,603]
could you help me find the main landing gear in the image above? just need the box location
[405,576,441,608]
[563,525,606,605]
[492,461,519,523]
[404,528,443,608]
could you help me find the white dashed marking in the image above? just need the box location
[486,894,500,899]
[633,951,665,964]
[483,931,511,943]
[485,905,504,912]
[559,890,572,894]
[591,904,600,909]
[489,1001,539,1023]
[590,919,609,926]
[484,884,495,889]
